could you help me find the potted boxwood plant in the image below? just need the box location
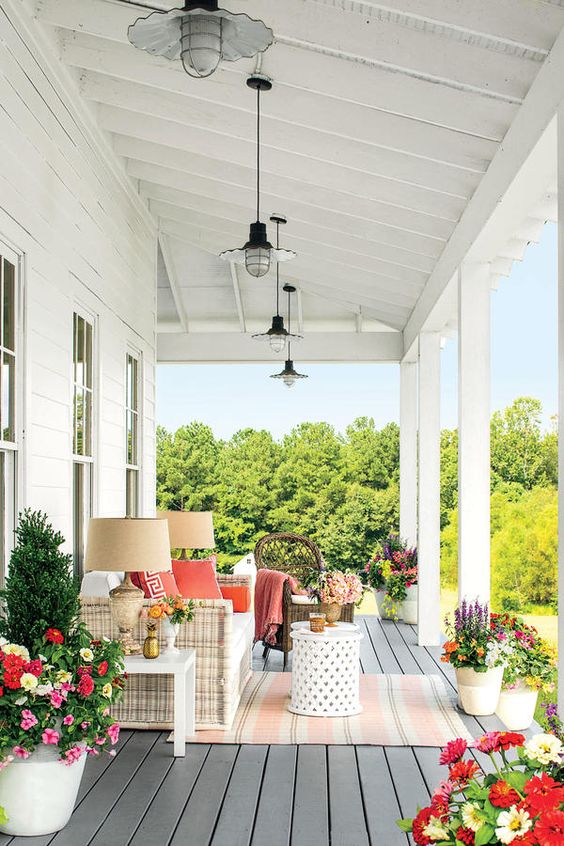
[363,535,418,622]
[0,511,126,836]
[442,599,511,716]
[491,612,556,731]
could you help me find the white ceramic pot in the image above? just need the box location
[401,586,418,624]
[162,617,180,654]
[455,665,504,716]
[0,743,86,836]
[373,588,399,620]
[496,681,539,731]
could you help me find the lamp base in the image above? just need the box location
[109,575,145,655]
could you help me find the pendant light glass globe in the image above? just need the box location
[245,246,270,278]
[270,284,308,387]
[128,2,274,81]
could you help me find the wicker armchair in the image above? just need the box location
[254,532,354,668]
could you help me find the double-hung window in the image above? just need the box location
[72,312,94,578]
[0,248,18,585]
[125,351,141,517]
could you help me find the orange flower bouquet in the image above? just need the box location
[148,595,194,654]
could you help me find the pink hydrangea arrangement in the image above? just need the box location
[308,569,364,606]
[0,625,125,766]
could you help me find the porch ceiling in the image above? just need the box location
[35,0,564,361]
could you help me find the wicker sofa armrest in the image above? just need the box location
[217,573,252,589]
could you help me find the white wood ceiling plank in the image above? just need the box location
[149,198,437,274]
[140,181,444,259]
[126,158,455,241]
[158,235,189,332]
[84,70,497,174]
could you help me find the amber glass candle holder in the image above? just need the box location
[309,612,326,633]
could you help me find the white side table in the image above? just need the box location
[289,622,363,717]
[124,649,196,756]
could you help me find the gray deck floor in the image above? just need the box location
[1,617,530,846]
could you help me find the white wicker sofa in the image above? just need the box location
[80,573,253,731]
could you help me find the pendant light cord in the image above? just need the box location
[275,220,280,315]
[256,86,261,221]
[287,286,292,358]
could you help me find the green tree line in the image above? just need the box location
[156,397,557,611]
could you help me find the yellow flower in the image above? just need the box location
[20,673,38,692]
[56,671,72,684]
[4,644,30,662]
[102,683,112,699]
[79,648,94,663]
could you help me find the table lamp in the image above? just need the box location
[84,518,172,654]
[157,511,215,560]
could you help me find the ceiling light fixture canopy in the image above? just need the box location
[270,284,308,387]
[220,77,296,277]
[128,2,274,80]
[253,219,302,352]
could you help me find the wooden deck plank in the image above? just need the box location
[88,733,174,846]
[170,745,238,846]
[211,745,269,846]
[291,746,329,846]
[363,616,402,673]
[385,746,431,844]
[251,746,296,846]
[327,747,370,846]
[357,617,383,673]
[46,732,160,846]
[129,745,210,846]
[379,621,422,675]
[356,746,409,845]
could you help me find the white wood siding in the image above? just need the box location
[0,1,157,550]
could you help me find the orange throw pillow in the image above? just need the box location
[172,558,222,600]
[220,585,251,613]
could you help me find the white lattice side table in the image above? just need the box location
[288,623,363,717]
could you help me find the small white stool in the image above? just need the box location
[289,622,363,717]
[124,649,196,756]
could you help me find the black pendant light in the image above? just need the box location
[220,76,296,277]
[253,216,302,352]
[128,1,274,80]
[271,285,308,388]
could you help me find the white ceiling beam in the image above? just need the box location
[141,181,443,261]
[403,30,564,354]
[157,212,429,289]
[126,157,453,243]
[41,0,539,101]
[83,69,496,179]
[149,198,436,274]
[311,0,564,54]
[229,263,246,333]
[157,233,189,332]
[157,330,404,363]
[160,224,422,308]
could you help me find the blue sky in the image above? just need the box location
[157,223,557,438]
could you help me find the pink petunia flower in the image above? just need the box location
[20,709,38,731]
[13,746,29,759]
[80,721,90,730]
[63,745,83,766]
[63,715,75,726]
[50,691,64,709]
[107,723,120,746]
[42,728,60,745]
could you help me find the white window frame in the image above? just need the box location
[72,305,97,577]
[125,346,143,517]
[0,239,23,583]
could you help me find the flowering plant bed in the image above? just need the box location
[442,600,511,672]
[362,534,417,616]
[147,595,195,626]
[0,624,125,765]
[491,613,556,693]
[397,730,564,845]
[306,569,364,606]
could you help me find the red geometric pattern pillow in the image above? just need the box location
[131,570,179,599]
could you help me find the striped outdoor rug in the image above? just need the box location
[174,672,473,746]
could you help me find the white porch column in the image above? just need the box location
[400,361,418,547]
[458,263,491,606]
[557,103,564,708]
[417,332,441,646]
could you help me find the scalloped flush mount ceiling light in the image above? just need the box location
[127,1,274,79]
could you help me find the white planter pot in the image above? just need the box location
[162,617,180,654]
[455,665,504,716]
[373,588,400,620]
[496,681,539,731]
[401,586,418,624]
[0,743,86,836]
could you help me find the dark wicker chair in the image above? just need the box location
[254,532,354,669]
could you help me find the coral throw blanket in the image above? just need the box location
[254,569,301,646]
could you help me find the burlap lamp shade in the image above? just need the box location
[157,511,215,558]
